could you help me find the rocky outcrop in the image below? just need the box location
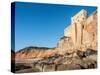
[15,48,97,73]
[57,36,74,55]
[58,9,97,53]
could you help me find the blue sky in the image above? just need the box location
[14,2,97,51]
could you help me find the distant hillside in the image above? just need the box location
[15,46,58,59]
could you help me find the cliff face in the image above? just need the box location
[57,36,74,54]
[83,12,97,50]
[58,10,97,54]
